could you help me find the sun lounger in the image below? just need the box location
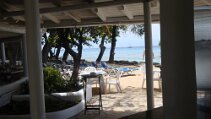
[100,61,112,69]
[116,67,139,76]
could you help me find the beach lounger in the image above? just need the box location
[116,67,139,76]
[100,61,112,69]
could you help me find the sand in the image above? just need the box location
[69,65,163,119]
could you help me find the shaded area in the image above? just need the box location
[119,107,163,119]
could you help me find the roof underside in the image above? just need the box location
[0,0,210,38]
[0,0,160,28]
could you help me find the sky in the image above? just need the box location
[86,23,160,48]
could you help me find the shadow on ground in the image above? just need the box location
[69,87,162,119]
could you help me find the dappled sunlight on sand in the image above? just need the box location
[69,68,163,119]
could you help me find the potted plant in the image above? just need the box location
[0,67,92,119]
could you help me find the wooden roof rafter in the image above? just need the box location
[0,1,25,22]
[93,8,107,21]
[119,5,134,20]
[0,0,144,18]
[63,12,81,22]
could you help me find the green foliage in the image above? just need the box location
[131,24,144,37]
[42,25,129,80]
[19,67,82,94]
[43,67,70,93]
[44,67,65,93]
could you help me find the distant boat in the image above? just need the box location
[127,46,133,48]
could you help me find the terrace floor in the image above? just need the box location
[69,69,163,119]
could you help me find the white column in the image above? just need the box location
[24,0,46,119]
[143,1,154,110]
[160,0,196,119]
[22,35,28,76]
[1,43,6,63]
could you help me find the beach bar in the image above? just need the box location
[0,0,210,119]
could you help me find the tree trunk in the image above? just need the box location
[108,25,117,63]
[49,50,54,59]
[42,33,52,63]
[55,46,61,60]
[62,49,68,61]
[71,56,80,81]
[70,32,83,81]
[68,44,82,81]
[96,35,106,62]
[57,28,83,83]
[63,41,83,82]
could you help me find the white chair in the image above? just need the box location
[84,66,96,72]
[63,65,73,71]
[141,64,162,89]
[106,69,123,93]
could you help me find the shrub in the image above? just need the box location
[43,67,69,93]
[20,66,82,94]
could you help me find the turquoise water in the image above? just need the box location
[78,46,161,63]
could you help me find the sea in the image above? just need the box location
[68,46,161,64]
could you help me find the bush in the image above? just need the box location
[20,67,82,94]
[43,67,69,93]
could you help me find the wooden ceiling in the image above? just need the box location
[0,0,211,39]
[0,0,210,27]
[0,0,161,28]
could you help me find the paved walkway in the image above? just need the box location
[70,68,163,119]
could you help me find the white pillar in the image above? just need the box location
[143,1,154,110]
[24,0,46,119]
[1,43,6,63]
[22,35,28,76]
[160,0,196,119]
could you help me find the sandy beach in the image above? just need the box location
[69,64,163,119]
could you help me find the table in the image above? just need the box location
[80,70,107,93]
[80,71,106,114]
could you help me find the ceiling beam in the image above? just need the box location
[0,24,25,34]
[0,0,143,17]
[0,14,160,29]
[194,8,211,14]
[53,0,63,7]
[194,6,211,10]
[64,12,81,22]
[5,0,62,5]
[119,5,134,20]
[150,0,158,7]
[0,2,25,21]
[93,8,107,21]
[43,14,60,24]
[201,0,211,5]
[43,14,160,28]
